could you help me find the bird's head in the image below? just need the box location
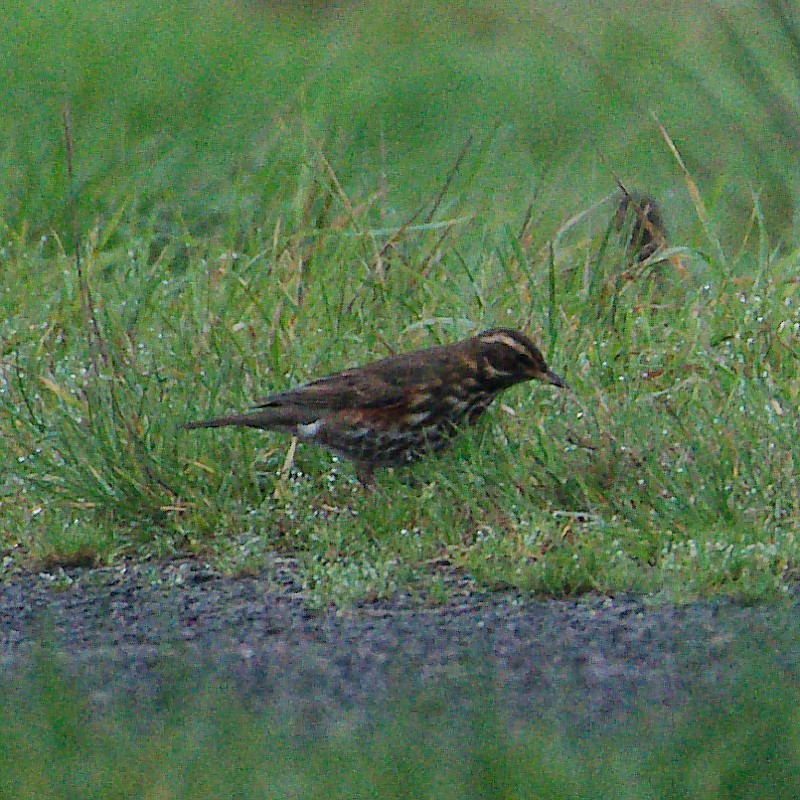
[475,328,566,389]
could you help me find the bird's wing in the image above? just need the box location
[252,349,451,412]
[253,369,406,412]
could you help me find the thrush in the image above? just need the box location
[614,192,666,262]
[181,328,565,485]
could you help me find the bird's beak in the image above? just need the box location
[543,369,568,389]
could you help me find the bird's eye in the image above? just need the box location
[486,345,525,375]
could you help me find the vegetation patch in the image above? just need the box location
[2,655,800,798]
[2,0,800,604]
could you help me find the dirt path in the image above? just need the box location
[2,557,796,729]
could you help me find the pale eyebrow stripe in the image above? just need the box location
[478,333,529,354]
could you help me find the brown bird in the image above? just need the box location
[181,328,565,485]
[614,192,667,262]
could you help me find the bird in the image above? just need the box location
[614,192,667,262]
[180,328,565,486]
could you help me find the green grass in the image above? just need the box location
[2,0,800,603]
[2,0,799,237]
[3,653,800,798]
[3,167,798,604]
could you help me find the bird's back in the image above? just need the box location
[254,338,475,413]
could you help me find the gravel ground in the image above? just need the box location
[2,556,798,731]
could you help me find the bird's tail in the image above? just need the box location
[179,415,253,430]
[180,406,304,431]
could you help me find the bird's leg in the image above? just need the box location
[272,437,298,500]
